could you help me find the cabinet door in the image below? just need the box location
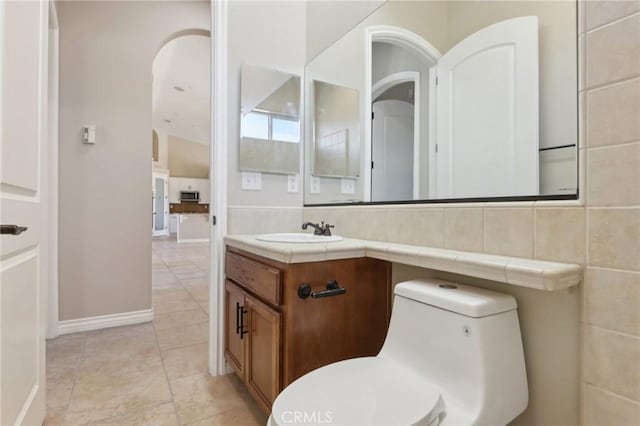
[245,294,282,412]
[225,280,246,378]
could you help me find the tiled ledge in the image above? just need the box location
[224,235,582,292]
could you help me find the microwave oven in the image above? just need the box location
[180,191,200,202]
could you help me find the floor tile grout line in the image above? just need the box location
[85,400,173,425]
[152,236,209,426]
[160,340,210,356]
[58,332,89,426]
[151,320,183,426]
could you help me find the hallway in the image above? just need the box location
[45,237,265,425]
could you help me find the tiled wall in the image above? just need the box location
[304,2,640,423]
[581,1,640,423]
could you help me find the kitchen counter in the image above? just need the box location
[177,213,210,243]
[224,234,582,292]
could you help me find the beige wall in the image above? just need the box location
[153,129,169,170]
[168,135,209,179]
[303,2,640,424]
[58,1,209,321]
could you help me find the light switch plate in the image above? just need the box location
[82,125,96,144]
[241,171,262,191]
[341,178,355,194]
[287,174,299,193]
[310,176,321,194]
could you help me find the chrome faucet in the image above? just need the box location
[302,221,335,236]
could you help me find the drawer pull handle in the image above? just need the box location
[235,302,241,335]
[298,280,346,299]
[1,225,28,236]
[237,302,248,339]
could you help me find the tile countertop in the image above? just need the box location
[224,235,582,292]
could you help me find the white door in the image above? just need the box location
[371,100,414,202]
[1,1,49,425]
[435,16,539,198]
[152,174,169,237]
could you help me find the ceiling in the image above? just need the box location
[152,35,210,145]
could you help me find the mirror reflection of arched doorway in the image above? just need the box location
[371,72,420,202]
[365,26,441,202]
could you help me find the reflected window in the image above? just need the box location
[241,112,269,140]
[272,116,300,143]
[241,111,300,143]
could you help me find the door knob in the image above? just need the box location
[1,225,28,235]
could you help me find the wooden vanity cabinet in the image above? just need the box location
[224,279,282,413]
[224,246,391,413]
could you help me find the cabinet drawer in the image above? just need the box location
[226,251,282,306]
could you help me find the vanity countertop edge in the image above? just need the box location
[224,235,582,292]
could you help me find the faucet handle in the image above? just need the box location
[323,223,335,236]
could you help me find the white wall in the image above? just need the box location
[57,0,209,321]
[226,1,306,208]
[305,0,386,62]
[169,177,210,204]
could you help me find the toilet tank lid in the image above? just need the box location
[395,279,517,317]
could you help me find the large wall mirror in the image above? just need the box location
[304,0,578,205]
[240,64,301,175]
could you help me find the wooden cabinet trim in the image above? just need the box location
[225,251,283,306]
[245,294,282,414]
[224,280,246,378]
[227,246,288,270]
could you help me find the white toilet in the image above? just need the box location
[269,278,528,426]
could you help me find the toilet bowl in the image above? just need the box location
[269,279,528,426]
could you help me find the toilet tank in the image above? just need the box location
[378,279,528,425]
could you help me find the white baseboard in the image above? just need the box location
[58,309,154,335]
[178,238,209,244]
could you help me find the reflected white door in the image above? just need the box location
[371,100,414,202]
[435,16,539,198]
[0,1,49,425]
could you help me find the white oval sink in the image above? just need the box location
[256,233,343,243]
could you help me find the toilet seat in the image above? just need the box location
[270,357,444,426]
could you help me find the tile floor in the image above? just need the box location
[45,236,266,426]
